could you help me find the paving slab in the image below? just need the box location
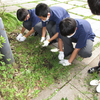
[85,5,89,9]
[52,3,75,10]
[38,0,59,5]
[69,65,95,99]
[69,63,100,100]
[82,46,100,65]
[86,19,100,33]
[93,37,100,46]
[69,7,93,16]
[94,29,100,37]
[3,6,20,13]
[20,3,37,9]
[69,13,84,19]
[68,1,87,6]
[57,0,69,2]
[1,0,36,5]
[89,54,100,68]
[50,83,89,100]
[93,15,100,20]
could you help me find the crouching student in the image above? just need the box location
[16,8,42,42]
[35,3,70,46]
[58,18,95,66]
[87,0,100,73]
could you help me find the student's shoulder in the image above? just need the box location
[74,19,88,25]
[50,6,64,10]
[28,9,35,12]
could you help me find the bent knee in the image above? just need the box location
[78,51,92,58]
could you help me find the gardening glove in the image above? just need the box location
[19,36,26,42]
[16,33,23,41]
[40,37,45,42]
[42,40,49,47]
[59,59,71,66]
[58,51,64,60]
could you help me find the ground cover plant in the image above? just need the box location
[0,11,99,100]
[0,12,76,99]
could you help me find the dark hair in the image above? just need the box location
[59,18,77,36]
[35,3,51,17]
[88,0,100,15]
[17,8,29,21]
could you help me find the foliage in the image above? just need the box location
[0,35,6,59]
[61,97,68,100]
[0,12,22,32]
[0,35,6,48]
[0,32,75,99]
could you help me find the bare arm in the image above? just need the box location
[21,27,26,34]
[68,48,80,63]
[48,32,59,42]
[42,27,47,37]
[25,27,35,37]
[58,38,63,51]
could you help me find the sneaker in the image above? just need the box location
[88,66,100,74]
[30,32,38,36]
[90,80,99,86]
[96,84,100,92]
[34,32,38,36]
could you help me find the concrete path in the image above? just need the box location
[1,0,100,99]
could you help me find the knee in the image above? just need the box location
[34,22,42,31]
[46,24,49,31]
[34,25,37,31]
[78,51,92,58]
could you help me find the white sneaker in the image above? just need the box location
[90,80,99,86]
[96,84,100,92]
[50,48,59,52]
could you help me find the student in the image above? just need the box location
[58,18,95,66]
[35,3,70,46]
[16,8,41,42]
[87,0,100,73]
[87,0,100,15]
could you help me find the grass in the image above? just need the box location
[0,12,22,32]
[0,12,76,99]
[0,32,76,99]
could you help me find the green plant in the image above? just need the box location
[61,97,68,100]
[0,35,6,48]
[0,36,6,59]
[93,95,98,100]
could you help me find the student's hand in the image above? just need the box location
[42,40,49,47]
[58,51,64,60]
[19,36,26,42]
[40,37,45,42]
[16,33,23,41]
[59,59,71,66]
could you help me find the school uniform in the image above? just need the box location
[23,9,42,36]
[34,6,70,40]
[59,19,95,58]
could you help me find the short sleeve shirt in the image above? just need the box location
[42,6,70,35]
[71,19,95,48]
